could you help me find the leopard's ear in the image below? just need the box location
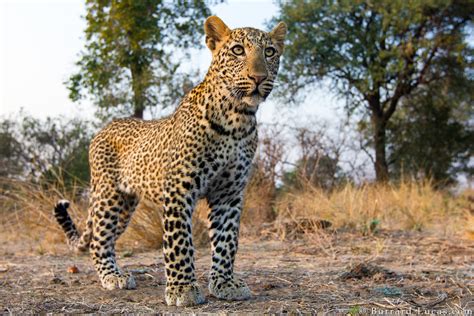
[204,16,231,54]
[269,22,287,53]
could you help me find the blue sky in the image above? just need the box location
[0,0,342,125]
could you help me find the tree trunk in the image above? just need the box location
[130,61,145,119]
[132,106,143,119]
[371,113,389,182]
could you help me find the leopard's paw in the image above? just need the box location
[165,283,206,307]
[101,273,136,290]
[209,276,251,301]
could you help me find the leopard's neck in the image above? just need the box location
[181,77,257,140]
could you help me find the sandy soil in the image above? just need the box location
[0,230,472,314]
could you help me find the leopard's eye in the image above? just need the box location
[265,47,276,57]
[231,45,245,56]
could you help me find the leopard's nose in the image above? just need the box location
[249,74,267,85]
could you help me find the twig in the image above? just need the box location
[449,277,472,296]
[404,292,448,309]
[370,301,411,309]
[272,275,293,284]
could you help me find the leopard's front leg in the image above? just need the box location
[161,182,206,307]
[207,187,251,301]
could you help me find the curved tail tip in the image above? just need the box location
[55,199,71,210]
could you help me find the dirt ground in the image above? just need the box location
[0,230,472,314]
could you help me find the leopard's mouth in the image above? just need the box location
[249,90,260,98]
[247,86,267,99]
[250,88,261,96]
[230,86,265,108]
[242,91,264,107]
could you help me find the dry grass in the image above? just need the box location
[0,178,89,254]
[273,180,473,239]
[241,176,277,235]
[0,178,210,253]
[0,177,472,255]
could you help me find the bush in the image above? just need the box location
[0,113,95,190]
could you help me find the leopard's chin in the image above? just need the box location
[242,93,264,108]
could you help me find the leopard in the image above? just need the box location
[53,16,286,307]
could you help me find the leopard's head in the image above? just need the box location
[204,16,287,109]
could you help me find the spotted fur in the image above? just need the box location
[54,16,286,307]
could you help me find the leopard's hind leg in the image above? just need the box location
[115,194,139,239]
[88,187,139,290]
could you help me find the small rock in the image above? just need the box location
[67,266,79,274]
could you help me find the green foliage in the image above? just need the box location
[272,0,473,182]
[0,120,23,177]
[363,218,380,235]
[275,0,472,105]
[67,0,212,118]
[0,113,94,189]
[387,54,474,184]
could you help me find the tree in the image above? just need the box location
[273,0,473,181]
[67,0,212,119]
[387,53,474,185]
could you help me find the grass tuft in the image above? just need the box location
[273,180,472,238]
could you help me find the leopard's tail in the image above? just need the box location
[53,200,91,252]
